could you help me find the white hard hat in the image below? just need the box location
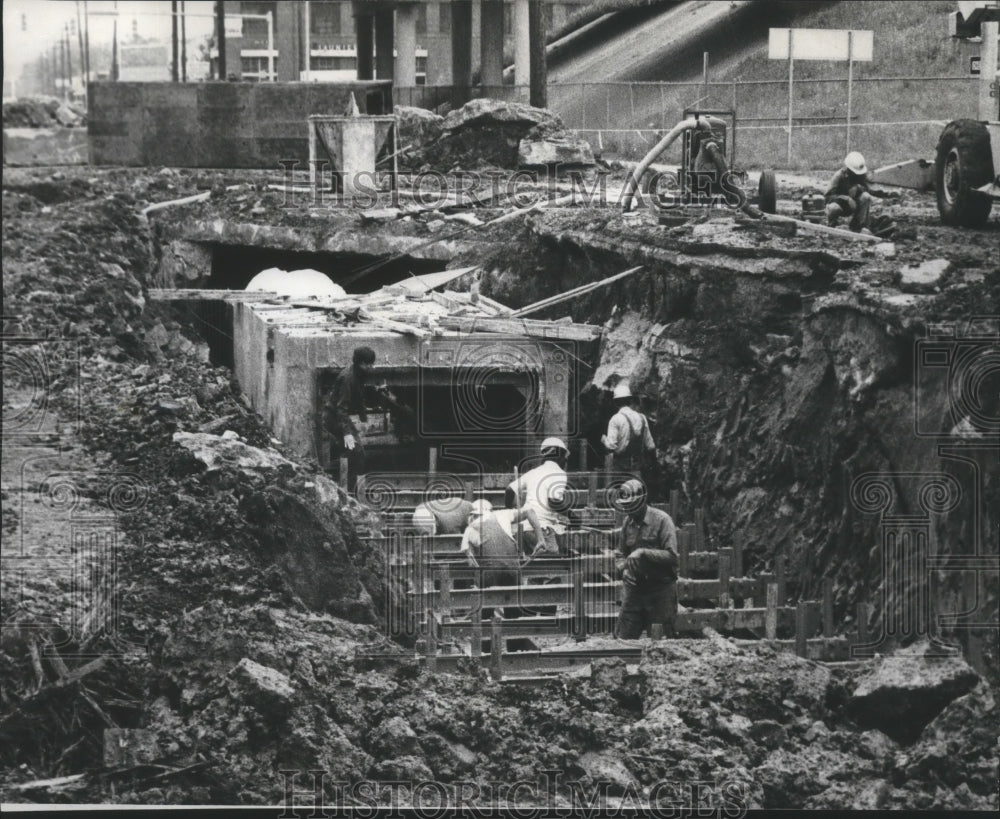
[844,151,867,175]
[469,499,493,518]
[411,504,437,534]
[613,382,632,400]
[540,436,569,454]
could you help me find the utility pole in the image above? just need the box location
[216,0,226,80]
[83,0,91,85]
[111,1,120,81]
[180,0,187,81]
[527,0,547,108]
[76,2,86,96]
[66,25,74,98]
[171,0,179,81]
[60,30,68,99]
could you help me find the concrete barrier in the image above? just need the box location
[88,80,393,168]
[3,127,89,166]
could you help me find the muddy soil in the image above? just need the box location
[1,165,997,809]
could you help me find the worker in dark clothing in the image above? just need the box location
[614,478,679,639]
[825,151,873,232]
[322,346,376,488]
[691,116,748,210]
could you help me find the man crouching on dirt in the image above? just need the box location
[615,478,679,639]
[825,151,873,232]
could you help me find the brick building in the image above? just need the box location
[210,0,589,87]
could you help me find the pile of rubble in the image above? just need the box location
[396,98,596,172]
[3,97,87,129]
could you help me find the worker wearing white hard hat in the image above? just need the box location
[824,151,873,233]
[612,477,679,639]
[460,498,552,584]
[505,437,571,551]
[602,380,656,483]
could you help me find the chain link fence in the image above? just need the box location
[395,75,978,169]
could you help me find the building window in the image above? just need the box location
[439,6,451,34]
[416,4,427,35]
[504,2,513,34]
[241,55,277,78]
[311,2,340,36]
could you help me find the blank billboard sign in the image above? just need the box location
[768,28,874,62]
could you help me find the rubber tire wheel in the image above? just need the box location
[758,169,778,214]
[935,119,994,227]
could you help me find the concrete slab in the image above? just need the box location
[3,127,88,166]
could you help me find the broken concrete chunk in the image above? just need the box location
[172,431,295,475]
[590,656,627,690]
[899,258,951,292]
[371,715,420,757]
[873,242,896,258]
[102,728,161,769]
[442,98,563,133]
[847,640,979,744]
[518,135,595,168]
[575,751,635,794]
[228,657,295,708]
[369,754,434,782]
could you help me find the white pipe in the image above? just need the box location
[620,117,699,212]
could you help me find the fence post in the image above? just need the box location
[694,508,706,551]
[428,446,438,475]
[471,608,482,661]
[425,608,438,673]
[490,612,503,681]
[670,489,680,524]
[776,552,786,605]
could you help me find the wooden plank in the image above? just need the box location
[147,288,278,302]
[437,315,602,341]
[677,527,690,577]
[418,577,758,609]
[765,582,778,640]
[822,578,834,638]
[572,568,586,641]
[490,614,503,681]
[795,601,808,658]
[675,606,796,634]
[694,508,706,551]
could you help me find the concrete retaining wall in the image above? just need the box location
[88,81,393,168]
[3,127,89,166]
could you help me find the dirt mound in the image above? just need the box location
[3,97,86,129]
[397,98,593,171]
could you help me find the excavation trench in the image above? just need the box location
[148,210,996,683]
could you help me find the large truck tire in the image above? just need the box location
[758,169,778,214]
[935,119,994,227]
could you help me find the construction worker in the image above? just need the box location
[507,437,571,553]
[322,346,377,489]
[614,478,679,639]
[691,116,748,210]
[411,498,475,535]
[825,151,873,232]
[460,500,550,586]
[602,382,656,480]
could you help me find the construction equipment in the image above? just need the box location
[622,110,778,218]
[871,2,1000,226]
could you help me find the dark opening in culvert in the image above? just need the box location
[179,243,450,369]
